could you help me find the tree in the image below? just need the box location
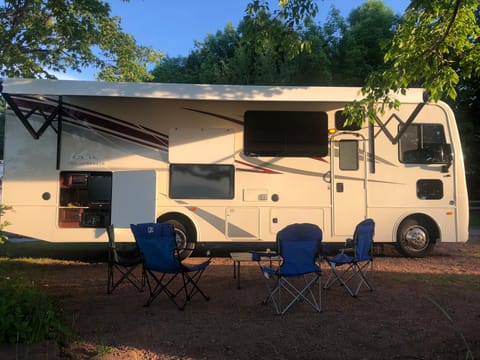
[150,13,308,85]
[189,23,240,84]
[150,56,198,84]
[0,0,162,81]
[344,0,480,125]
[234,8,308,85]
[150,23,240,84]
[334,1,400,85]
[150,5,331,86]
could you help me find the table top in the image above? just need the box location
[230,251,280,262]
[230,252,254,261]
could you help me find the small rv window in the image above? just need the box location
[244,111,328,157]
[170,164,234,199]
[335,111,361,131]
[399,124,447,164]
[339,140,359,170]
[417,179,443,200]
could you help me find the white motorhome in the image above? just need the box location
[0,78,469,257]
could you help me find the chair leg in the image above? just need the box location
[324,263,357,297]
[144,271,179,308]
[183,269,210,301]
[263,273,322,315]
[351,261,374,296]
[280,274,322,314]
[324,261,373,297]
[107,263,113,294]
[107,263,144,294]
[142,267,210,310]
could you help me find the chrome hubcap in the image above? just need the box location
[403,226,428,251]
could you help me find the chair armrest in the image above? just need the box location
[345,238,354,248]
[249,251,277,261]
[339,238,355,256]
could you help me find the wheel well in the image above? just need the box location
[398,213,440,244]
[156,212,198,242]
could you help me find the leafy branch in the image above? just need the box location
[344,0,480,126]
[0,204,12,245]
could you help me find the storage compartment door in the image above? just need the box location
[111,170,157,228]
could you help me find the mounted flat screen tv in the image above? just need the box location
[244,111,328,157]
[88,173,112,203]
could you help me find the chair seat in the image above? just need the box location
[183,261,211,272]
[325,253,354,266]
[261,264,321,277]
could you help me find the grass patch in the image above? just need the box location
[0,258,71,345]
[95,343,115,357]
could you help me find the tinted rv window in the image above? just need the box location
[170,164,234,199]
[399,124,447,164]
[244,111,328,157]
[417,179,443,199]
[335,111,361,131]
[339,140,359,170]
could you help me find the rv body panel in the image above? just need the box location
[1,79,469,253]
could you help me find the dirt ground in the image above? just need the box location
[1,238,480,360]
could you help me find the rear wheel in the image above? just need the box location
[157,213,197,260]
[397,218,435,257]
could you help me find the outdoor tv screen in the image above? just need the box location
[244,111,328,157]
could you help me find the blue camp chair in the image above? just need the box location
[324,218,375,297]
[252,223,323,315]
[106,224,145,294]
[130,222,211,310]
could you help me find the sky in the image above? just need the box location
[64,0,410,80]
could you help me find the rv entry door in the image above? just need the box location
[331,134,368,236]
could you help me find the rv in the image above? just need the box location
[0,78,469,257]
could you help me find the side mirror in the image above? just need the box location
[441,144,452,173]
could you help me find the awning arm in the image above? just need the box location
[374,102,427,145]
[2,92,61,140]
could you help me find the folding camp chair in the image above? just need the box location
[252,223,323,315]
[107,224,145,294]
[130,222,211,310]
[323,218,375,297]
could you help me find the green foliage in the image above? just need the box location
[338,0,400,85]
[0,205,12,245]
[345,0,480,126]
[0,0,162,81]
[470,209,480,228]
[0,271,70,344]
[0,97,4,159]
[151,1,399,86]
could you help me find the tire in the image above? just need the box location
[396,218,435,258]
[157,214,197,260]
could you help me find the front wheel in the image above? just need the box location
[157,214,197,260]
[397,218,435,257]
